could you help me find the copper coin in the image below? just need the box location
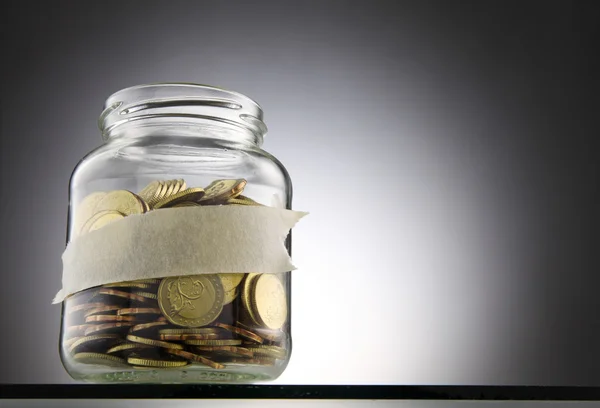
[85,315,137,323]
[165,349,225,369]
[117,308,162,316]
[83,305,121,317]
[84,322,134,336]
[130,321,169,333]
[213,322,263,344]
[97,288,148,303]
[192,345,253,358]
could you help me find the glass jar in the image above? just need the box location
[59,83,293,383]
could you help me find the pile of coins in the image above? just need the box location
[62,179,289,370]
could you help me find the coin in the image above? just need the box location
[158,327,222,335]
[131,291,158,300]
[80,210,123,235]
[223,287,238,306]
[130,320,169,333]
[84,322,134,336]
[126,334,184,350]
[97,288,148,303]
[157,275,224,327]
[103,281,154,289]
[172,201,201,207]
[236,195,264,206]
[213,322,264,344]
[235,321,285,343]
[199,179,247,202]
[153,187,206,209]
[72,192,107,236]
[135,279,162,284]
[117,308,161,316]
[63,336,82,349]
[219,273,244,292]
[183,339,242,346]
[251,274,287,330]
[224,357,276,366]
[106,342,153,354]
[86,210,125,233]
[159,333,219,341]
[85,314,136,323]
[95,190,146,215]
[67,302,107,314]
[138,181,163,203]
[68,334,121,354]
[73,352,128,367]
[84,305,121,317]
[192,345,253,358]
[165,349,225,369]
[127,357,189,368]
[240,273,261,326]
[226,197,264,206]
[245,344,287,359]
[64,324,93,337]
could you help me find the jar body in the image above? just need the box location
[59,85,293,383]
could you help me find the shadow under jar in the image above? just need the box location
[59,83,293,383]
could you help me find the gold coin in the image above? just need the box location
[213,322,264,344]
[226,196,264,206]
[157,275,224,327]
[72,192,107,237]
[225,357,276,366]
[172,201,201,207]
[73,352,127,367]
[126,334,184,350]
[223,287,238,306]
[245,344,287,359]
[85,314,136,323]
[130,320,169,333]
[236,195,264,205]
[131,291,158,300]
[138,181,163,203]
[219,273,244,292]
[67,302,108,314]
[84,322,134,336]
[146,181,166,206]
[106,342,153,354]
[135,278,161,284]
[97,288,148,303]
[68,334,121,354]
[192,345,253,358]
[127,357,189,368]
[103,281,153,289]
[153,187,206,209]
[199,179,247,202]
[64,324,93,337]
[95,190,146,216]
[165,349,225,369]
[159,333,219,341]
[183,339,242,346]
[158,327,222,335]
[86,210,125,233]
[251,274,287,330]
[117,308,161,316]
[240,273,261,326]
[79,210,123,235]
[63,336,82,349]
[84,305,121,317]
[235,321,285,343]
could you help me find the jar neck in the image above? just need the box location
[102,117,264,147]
[98,83,267,148]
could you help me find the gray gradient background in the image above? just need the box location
[1,0,599,386]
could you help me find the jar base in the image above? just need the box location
[68,364,284,384]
